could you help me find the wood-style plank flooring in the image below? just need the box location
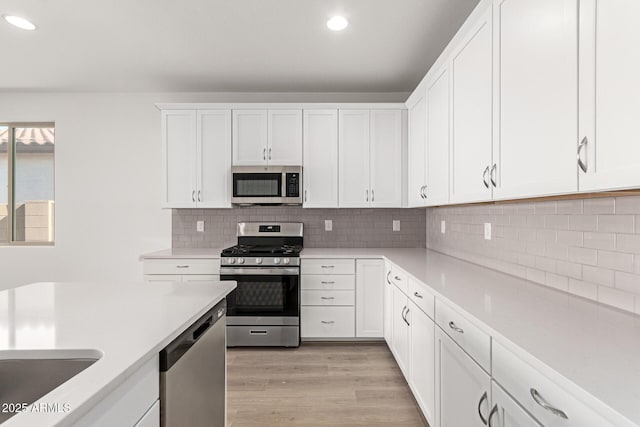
[227,342,428,427]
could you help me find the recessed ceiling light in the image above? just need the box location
[3,15,37,31]
[327,16,348,31]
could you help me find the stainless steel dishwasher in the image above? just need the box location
[160,299,226,427]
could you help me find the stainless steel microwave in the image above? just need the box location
[231,166,302,205]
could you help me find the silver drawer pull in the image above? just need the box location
[321,265,335,269]
[488,404,498,427]
[321,296,335,300]
[250,330,268,335]
[413,292,423,299]
[394,275,402,281]
[321,320,335,324]
[449,321,464,334]
[176,265,190,269]
[478,391,489,425]
[321,281,335,285]
[530,388,569,419]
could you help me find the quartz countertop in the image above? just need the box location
[0,280,236,427]
[139,248,224,260]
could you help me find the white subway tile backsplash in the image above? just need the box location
[428,195,640,315]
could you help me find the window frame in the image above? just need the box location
[1,122,55,246]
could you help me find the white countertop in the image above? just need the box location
[0,280,236,427]
[139,248,223,260]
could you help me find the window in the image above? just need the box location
[0,123,55,245]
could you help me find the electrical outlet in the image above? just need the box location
[325,220,333,231]
[196,220,205,232]
[440,220,446,234]
[393,220,400,231]
[484,223,492,240]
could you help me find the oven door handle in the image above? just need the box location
[220,267,300,276]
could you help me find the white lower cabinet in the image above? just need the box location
[383,265,394,346]
[142,259,220,283]
[435,327,491,427]
[301,306,355,338]
[490,381,541,427]
[409,300,435,425]
[355,259,384,338]
[391,283,411,376]
[133,401,160,427]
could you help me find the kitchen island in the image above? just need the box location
[0,279,235,427]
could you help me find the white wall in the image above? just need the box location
[0,91,407,289]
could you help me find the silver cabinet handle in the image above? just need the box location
[320,281,335,285]
[419,186,424,199]
[449,321,464,333]
[192,190,196,202]
[401,306,407,322]
[321,296,335,300]
[268,148,272,160]
[321,265,335,269]
[413,292,423,299]
[263,148,266,160]
[530,388,569,419]
[197,190,201,202]
[304,189,308,202]
[176,265,189,269]
[371,189,375,202]
[365,189,369,202]
[404,307,410,326]
[321,320,335,324]
[386,271,391,285]
[483,166,490,189]
[488,404,498,427]
[490,164,497,187]
[478,392,489,425]
[420,185,427,199]
[577,136,588,173]
[394,275,402,281]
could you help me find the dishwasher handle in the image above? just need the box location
[160,298,226,372]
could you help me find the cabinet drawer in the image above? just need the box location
[388,266,408,294]
[408,277,435,319]
[301,290,354,306]
[301,306,355,338]
[301,259,355,275]
[143,258,220,275]
[301,274,355,290]
[493,341,617,427]
[435,299,490,371]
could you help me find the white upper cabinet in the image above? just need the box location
[493,0,578,200]
[578,0,640,191]
[339,110,371,207]
[425,68,451,206]
[163,110,197,208]
[197,110,232,208]
[233,109,302,166]
[450,7,494,204]
[370,110,403,207]
[268,109,303,165]
[232,110,268,165]
[407,91,427,207]
[302,110,338,207]
[339,109,404,208]
[162,110,231,208]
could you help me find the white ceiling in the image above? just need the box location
[0,0,480,93]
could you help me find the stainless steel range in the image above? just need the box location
[220,222,302,347]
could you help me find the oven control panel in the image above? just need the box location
[221,257,300,267]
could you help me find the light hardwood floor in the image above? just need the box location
[227,342,428,427]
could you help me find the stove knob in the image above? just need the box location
[228,258,236,264]
[273,258,281,264]
[256,258,263,264]
[283,258,290,265]
[237,258,245,264]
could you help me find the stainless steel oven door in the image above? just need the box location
[220,267,300,326]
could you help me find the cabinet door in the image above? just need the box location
[383,267,394,346]
[436,328,491,427]
[197,110,231,208]
[134,401,160,427]
[494,0,578,199]
[407,93,427,207]
[268,109,302,165]
[425,68,450,206]
[409,301,435,425]
[162,110,197,208]
[450,8,494,204]
[232,110,268,165]
[370,110,403,207]
[303,110,338,207]
[355,259,384,338]
[339,110,371,207]
[579,0,640,191]
[490,381,542,427]
[392,284,410,376]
